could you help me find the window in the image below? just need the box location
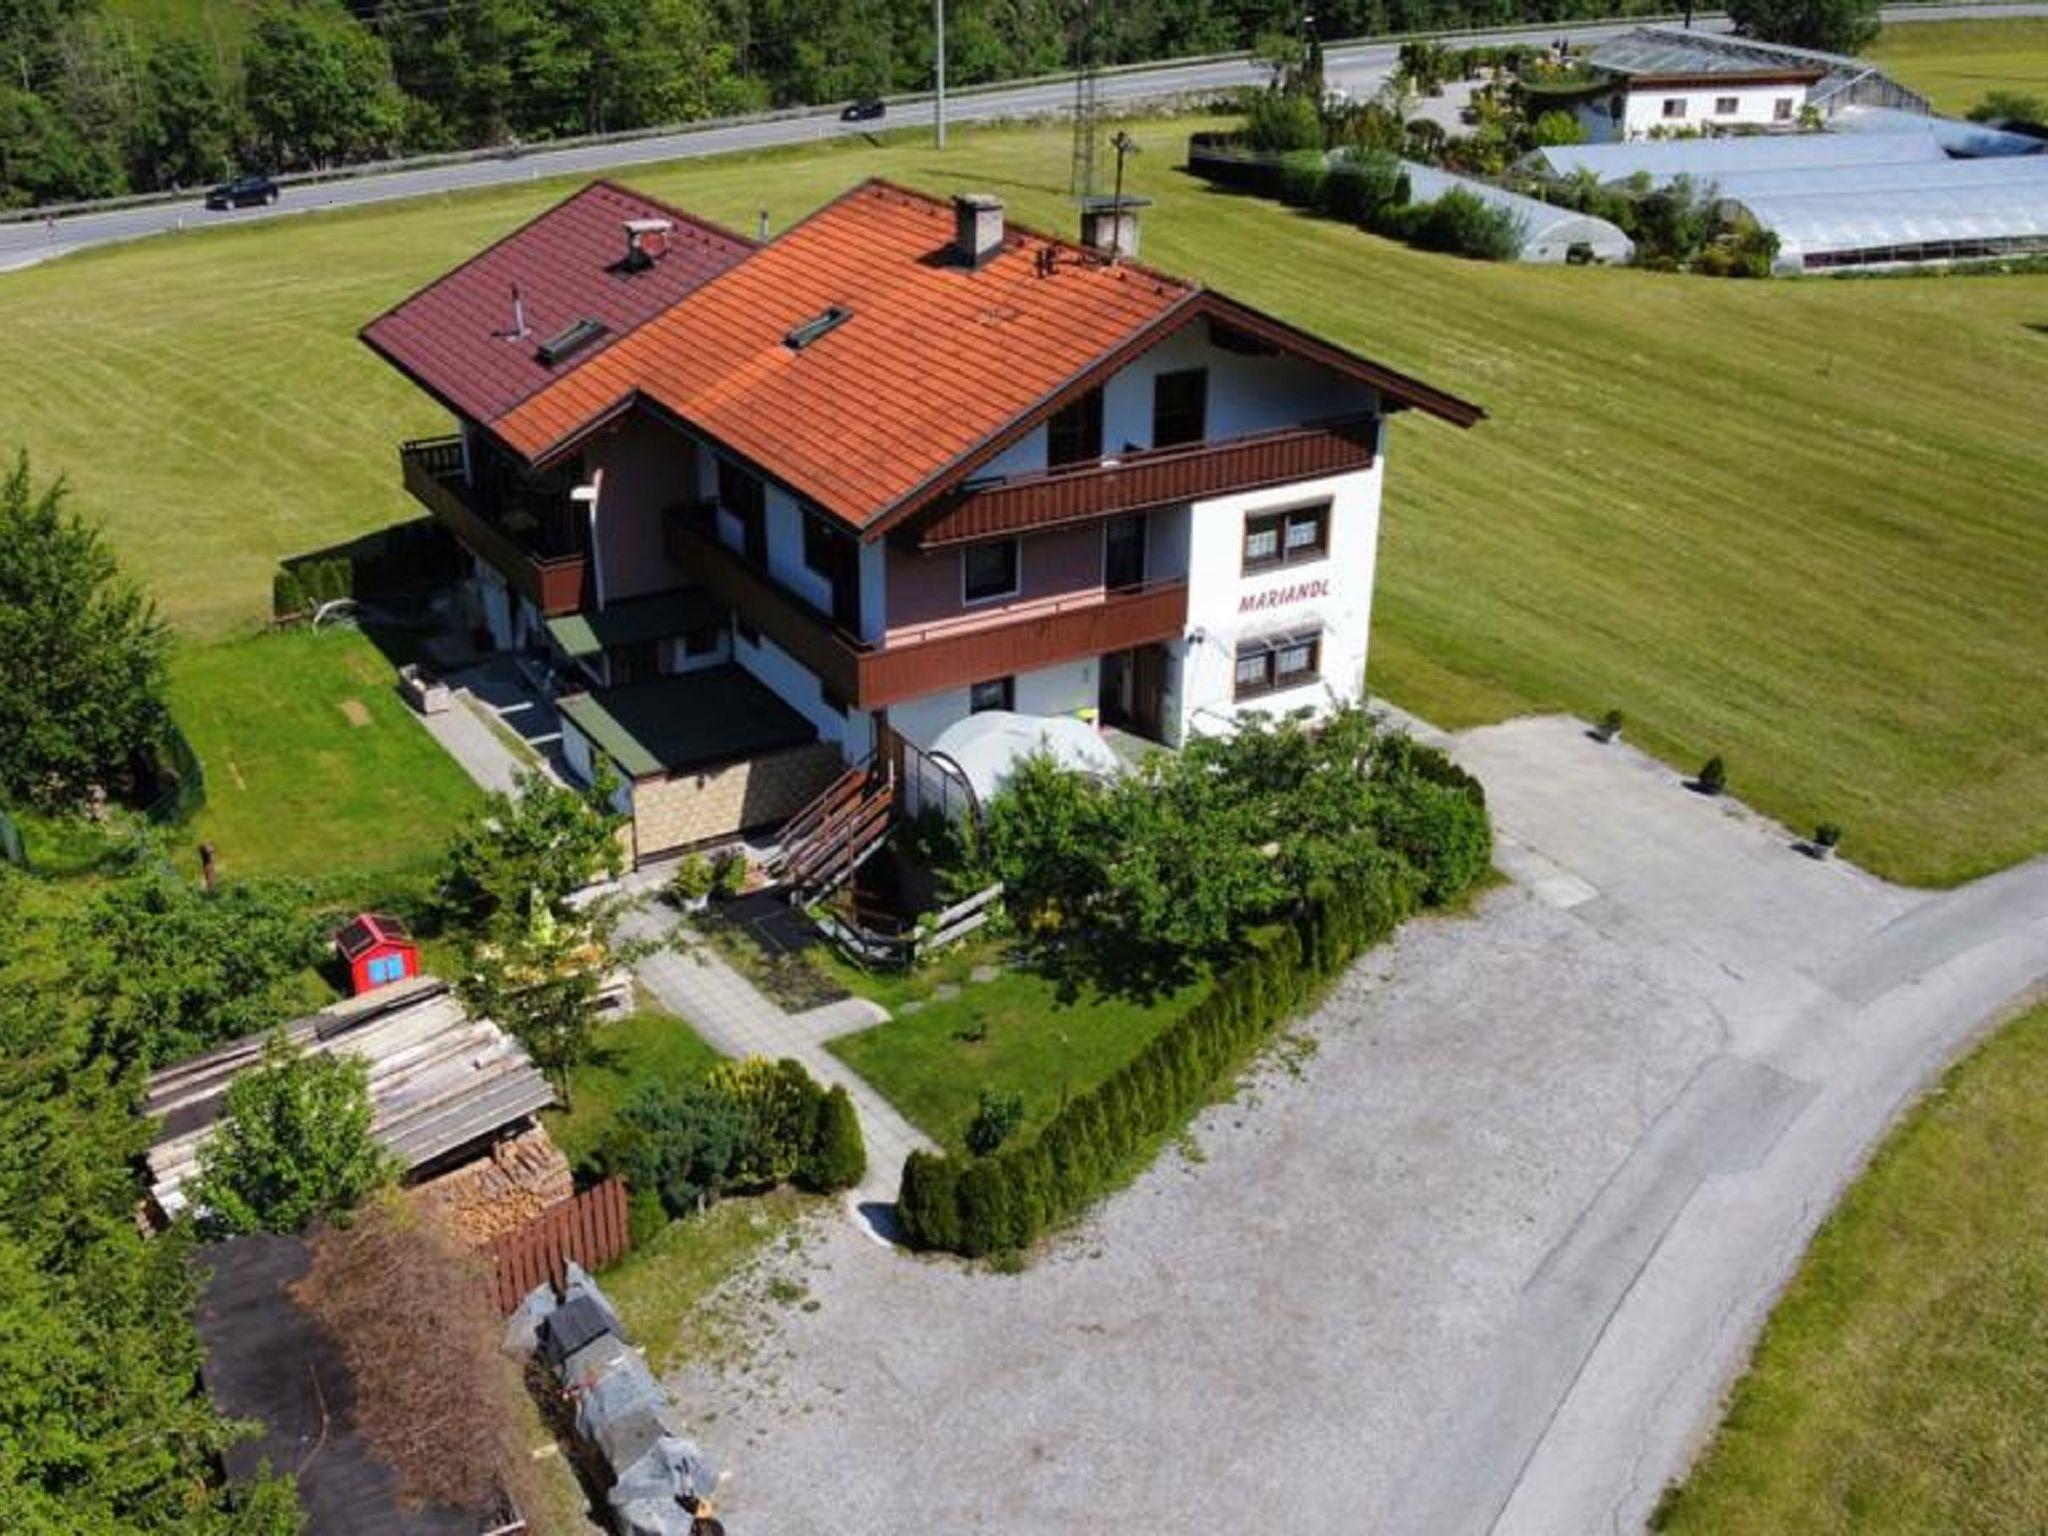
[367,954,405,986]
[1151,368,1208,448]
[1662,97,1687,120]
[682,625,719,658]
[1774,97,1795,121]
[802,514,839,579]
[1233,629,1322,701]
[734,615,760,647]
[1242,502,1329,572]
[969,676,1015,714]
[1047,388,1104,468]
[718,458,766,565]
[962,539,1020,603]
[1714,96,1739,115]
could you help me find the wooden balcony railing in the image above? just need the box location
[666,511,1188,711]
[401,437,587,617]
[914,413,1379,548]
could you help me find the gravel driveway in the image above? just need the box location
[668,716,2048,1535]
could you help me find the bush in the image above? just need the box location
[711,848,749,899]
[707,1056,822,1189]
[797,1085,866,1193]
[1408,188,1525,261]
[271,567,308,618]
[1530,109,1586,147]
[1697,755,1728,795]
[1274,148,1328,208]
[1968,89,2045,127]
[965,1087,1026,1157]
[597,1080,750,1216]
[1243,89,1324,153]
[1371,774,1493,906]
[1322,148,1404,224]
[1815,821,1843,850]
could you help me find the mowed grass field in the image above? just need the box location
[2,19,2045,884]
[1870,16,2048,115]
[1653,1000,2048,1534]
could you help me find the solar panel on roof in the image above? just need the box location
[537,317,609,365]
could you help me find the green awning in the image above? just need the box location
[557,666,817,780]
[543,587,725,660]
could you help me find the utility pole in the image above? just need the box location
[935,0,948,149]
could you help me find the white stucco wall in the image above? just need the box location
[730,624,874,761]
[1169,447,1385,744]
[886,656,1100,753]
[1581,80,1808,141]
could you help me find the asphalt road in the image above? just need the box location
[5,3,2040,272]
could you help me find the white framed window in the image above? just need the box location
[1233,628,1322,701]
[1714,96,1739,115]
[1662,98,1687,120]
[962,539,1021,604]
[1774,97,1795,121]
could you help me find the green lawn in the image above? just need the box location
[1870,17,2048,115]
[1653,1001,2048,1533]
[545,1003,724,1169]
[827,956,1209,1151]
[5,94,2047,883]
[167,625,482,881]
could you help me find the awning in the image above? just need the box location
[544,587,725,659]
[558,665,816,780]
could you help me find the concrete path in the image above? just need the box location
[657,713,2048,1535]
[622,900,935,1216]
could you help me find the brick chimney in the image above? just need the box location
[952,193,1005,268]
[1080,195,1149,261]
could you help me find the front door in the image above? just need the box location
[1105,514,1147,590]
[1130,643,1167,739]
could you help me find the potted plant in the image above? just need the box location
[1812,822,1842,861]
[1695,755,1727,796]
[1593,708,1624,745]
[711,849,750,901]
[665,853,715,913]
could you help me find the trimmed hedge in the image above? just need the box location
[897,750,1486,1258]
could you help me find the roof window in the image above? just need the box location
[536,317,609,366]
[784,306,852,351]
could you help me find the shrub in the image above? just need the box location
[711,848,749,899]
[1597,709,1625,741]
[1815,821,1843,849]
[1697,755,1728,795]
[1322,147,1404,223]
[1274,148,1328,208]
[1529,109,1586,147]
[1968,89,2045,127]
[1371,776,1493,906]
[271,566,308,618]
[1409,188,1525,261]
[666,853,715,904]
[1244,89,1324,153]
[965,1087,1026,1157]
[597,1080,749,1216]
[706,1056,822,1190]
[797,1085,866,1193]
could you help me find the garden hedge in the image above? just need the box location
[898,750,1487,1258]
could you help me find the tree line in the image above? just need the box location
[3,0,1688,208]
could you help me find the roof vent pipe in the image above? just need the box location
[622,217,672,271]
[952,193,1005,268]
[508,284,529,340]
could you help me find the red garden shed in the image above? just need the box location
[336,913,420,995]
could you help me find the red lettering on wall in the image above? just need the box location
[1238,578,1330,614]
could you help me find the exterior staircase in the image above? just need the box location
[768,755,897,903]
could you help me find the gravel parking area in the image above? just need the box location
[673,883,1720,1532]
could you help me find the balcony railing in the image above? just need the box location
[400,437,588,618]
[665,509,1188,711]
[913,413,1379,548]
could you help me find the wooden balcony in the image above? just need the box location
[913,413,1379,548]
[401,437,587,617]
[666,512,1188,711]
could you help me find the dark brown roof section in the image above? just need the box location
[360,179,754,429]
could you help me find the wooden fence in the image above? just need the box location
[487,1177,631,1314]
[817,881,1004,970]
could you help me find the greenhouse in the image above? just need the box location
[1732,175,2048,271]
[1526,132,1950,187]
[1400,161,1635,264]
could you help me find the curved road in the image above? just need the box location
[4,2,2041,271]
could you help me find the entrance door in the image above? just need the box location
[1129,643,1167,739]
[1104,514,1147,590]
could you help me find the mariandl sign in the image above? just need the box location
[1238,577,1330,615]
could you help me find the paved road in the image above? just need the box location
[661,713,2048,1534]
[5,3,2040,272]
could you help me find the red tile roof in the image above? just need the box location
[494,180,1203,528]
[360,180,753,428]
